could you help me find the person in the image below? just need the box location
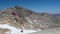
[12,11,17,16]
[12,11,18,22]
[21,30,23,32]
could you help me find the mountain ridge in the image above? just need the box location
[0,6,60,30]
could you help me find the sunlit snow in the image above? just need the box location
[25,17,33,24]
[0,24,37,34]
[34,20,37,22]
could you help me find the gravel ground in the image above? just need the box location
[28,27,60,34]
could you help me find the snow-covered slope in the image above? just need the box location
[0,24,38,34]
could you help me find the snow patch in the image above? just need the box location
[27,20,33,24]
[37,29,42,31]
[0,24,37,34]
[25,17,33,24]
[34,20,37,22]
[5,31,10,34]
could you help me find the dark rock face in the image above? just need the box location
[0,6,60,30]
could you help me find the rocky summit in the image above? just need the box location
[0,6,60,34]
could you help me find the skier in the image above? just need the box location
[12,11,18,22]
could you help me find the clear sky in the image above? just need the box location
[0,0,60,14]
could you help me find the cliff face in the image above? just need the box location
[0,6,60,30]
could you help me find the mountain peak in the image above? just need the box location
[13,6,23,9]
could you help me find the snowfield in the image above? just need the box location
[0,24,39,34]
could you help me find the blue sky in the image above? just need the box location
[0,0,60,14]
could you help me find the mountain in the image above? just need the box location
[0,6,60,34]
[53,14,60,25]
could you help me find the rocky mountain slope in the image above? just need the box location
[0,6,60,34]
[53,14,60,24]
